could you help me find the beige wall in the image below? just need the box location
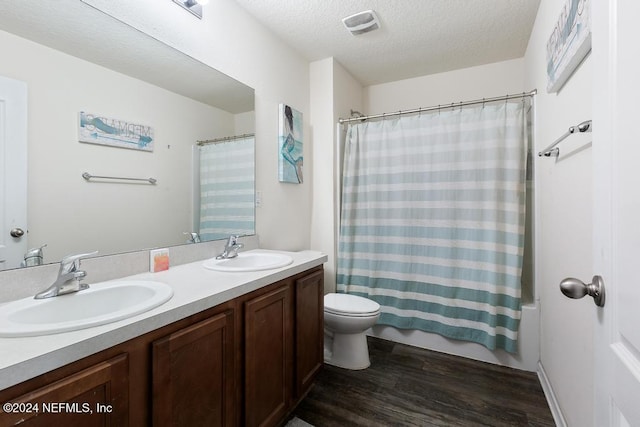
[331,60,365,292]
[524,1,594,426]
[309,58,336,292]
[364,58,526,113]
[310,58,363,293]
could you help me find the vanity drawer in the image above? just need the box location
[0,354,129,426]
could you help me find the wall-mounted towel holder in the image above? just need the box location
[82,172,157,184]
[538,120,592,157]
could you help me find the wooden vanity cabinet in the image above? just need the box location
[294,269,324,398]
[0,354,129,426]
[152,308,236,427]
[243,283,293,427]
[242,266,324,427]
[0,265,324,427]
[0,301,236,427]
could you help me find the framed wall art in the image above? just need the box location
[79,111,154,151]
[546,0,591,93]
[278,103,303,184]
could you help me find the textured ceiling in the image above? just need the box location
[232,0,541,86]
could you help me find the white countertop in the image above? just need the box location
[0,249,327,390]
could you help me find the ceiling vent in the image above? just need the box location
[342,10,380,35]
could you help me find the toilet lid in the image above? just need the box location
[324,293,380,316]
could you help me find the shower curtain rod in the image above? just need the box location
[338,89,537,124]
[196,133,255,146]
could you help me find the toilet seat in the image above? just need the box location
[324,293,380,317]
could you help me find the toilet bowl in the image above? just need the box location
[323,293,380,370]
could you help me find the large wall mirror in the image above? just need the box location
[0,1,255,271]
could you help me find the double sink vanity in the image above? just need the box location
[0,248,327,426]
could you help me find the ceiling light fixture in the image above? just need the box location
[172,0,208,19]
[342,10,380,35]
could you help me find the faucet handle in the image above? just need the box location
[60,251,98,273]
[21,244,48,268]
[184,232,201,243]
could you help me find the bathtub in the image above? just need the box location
[369,302,540,372]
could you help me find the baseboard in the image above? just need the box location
[537,361,567,427]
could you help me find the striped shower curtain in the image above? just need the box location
[337,101,528,353]
[198,136,255,241]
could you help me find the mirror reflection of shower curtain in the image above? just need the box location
[337,101,528,353]
[198,136,255,241]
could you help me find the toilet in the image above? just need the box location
[323,292,381,370]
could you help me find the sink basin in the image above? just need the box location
[203,251,293,272]
[0,280,173,337]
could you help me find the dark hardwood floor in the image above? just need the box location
[293,337,555,426]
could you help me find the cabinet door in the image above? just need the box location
[295,269,324,397]
[244,285,292,427]
[152,309,235,427]
[0,354,129,427]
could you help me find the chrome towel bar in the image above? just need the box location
[82,172,157,184]
[539,120,592,157]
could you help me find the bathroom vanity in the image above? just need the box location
[0,250,326,426]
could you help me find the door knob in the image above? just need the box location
[560,275,605,307]
[10,228,25,238]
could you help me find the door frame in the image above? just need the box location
[0,75,28,270]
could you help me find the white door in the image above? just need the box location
[0,75,28,270]
[593,1,640,426]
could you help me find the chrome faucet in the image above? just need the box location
[216,235,244,259]
[184,231,201,244]
[34,251,98,299]
[21,244,47,268]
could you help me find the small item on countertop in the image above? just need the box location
[150,248,170,272]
